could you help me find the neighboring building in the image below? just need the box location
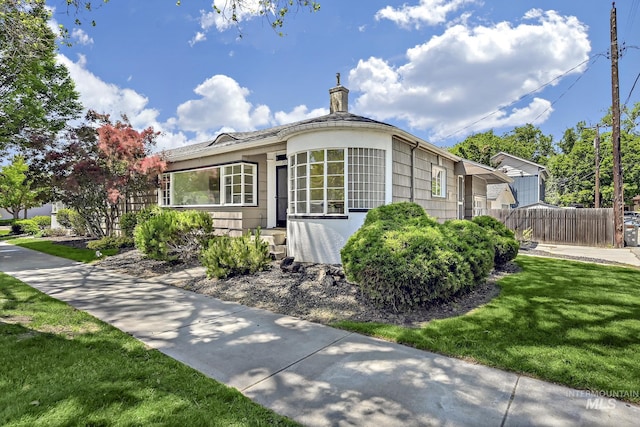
[491,152,548,208]
[457,160,512,217]
[160,80,510,264]
[1,204,52,220]
[486,183,516,210]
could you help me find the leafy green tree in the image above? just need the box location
[0,156,43,219]
[0,0,82,156]
[547,103,640,207]
[449,124,555,166]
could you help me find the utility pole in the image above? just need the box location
[594,124,600,208]
[611,2,624,247]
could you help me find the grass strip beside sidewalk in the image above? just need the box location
[334,256,640,403]
[4,237,117,263]
[0,272,299,426]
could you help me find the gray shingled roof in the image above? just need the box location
[162,112,395,161]
[486,183,511,200]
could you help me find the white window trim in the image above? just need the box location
[159,162,257,208]
[432,165,447,198]
[289,149,346,216]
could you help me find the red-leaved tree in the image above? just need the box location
[44,111,166,237]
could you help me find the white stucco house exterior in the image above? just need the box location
[159,80,510,264]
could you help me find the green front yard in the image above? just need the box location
[0,273,299,426]
[334,256,640,402]
[4,237,117,263]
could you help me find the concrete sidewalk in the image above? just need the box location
[526,243,640,267]
[1,242,639,426]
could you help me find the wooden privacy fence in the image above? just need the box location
[487,208,614,247]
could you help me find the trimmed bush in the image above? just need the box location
[444,219,495,284]
[40,227,68,237]
[55,208,74,229]
[134,209,213,261]
[120,206,163,238]
[472,215,519,267]
[200,229,271,279]
[87,236,135,251]
[31,215,52,229]
[341,203,480,312]
[13,219,39,235]
[119,212,138,238]
[56,208,88,236]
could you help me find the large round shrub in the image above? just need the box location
[341,203,475,311]
[443,219,495,285]
[472,215,519,267]
[134,209,213,261]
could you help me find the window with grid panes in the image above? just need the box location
[161,162,256,207]
[348,148,385,209]
[289,149,345,215]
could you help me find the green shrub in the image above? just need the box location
[119,212,138,238]
[443,219,495,284]
[472,215,519,267]
[362,201,437,228]
[87,236,135,251]
[341,203,479,312]
[13,219,40,235]
[472,215,515,239]
[134,209,213,261]
[120,206,163,238]
[56,208,74,228]
[31,215,52,229]
[40,227,68,237]
[56,208,87,236]
[200,229,271,279]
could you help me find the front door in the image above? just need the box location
[276,165,288,227]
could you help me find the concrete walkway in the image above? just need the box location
[528,243,640,267]
[1,242,639,426]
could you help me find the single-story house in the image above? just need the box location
[491,152,548,208]
[160,79,511,264]
[486,183,516,210]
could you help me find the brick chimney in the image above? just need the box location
[329,72,349,114]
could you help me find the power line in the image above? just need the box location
[623,71,640,108]
[439,53,606,141]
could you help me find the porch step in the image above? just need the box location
[258,229,286,245]
[250,229,287,260]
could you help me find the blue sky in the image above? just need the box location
[50,0,640,152]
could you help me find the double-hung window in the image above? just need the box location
[432,165,446,198]
[159,162,256,207]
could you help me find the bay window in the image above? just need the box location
[289,147,385,216]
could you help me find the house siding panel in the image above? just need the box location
[511,176,540,207]
[391,138,458,221]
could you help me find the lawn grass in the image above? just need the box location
[0,272,299,426]
[333,256,640,402]
[0,229,10,236]
[5,237,117,263]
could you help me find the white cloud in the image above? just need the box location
[350,9,590,141]
[56,54,193,152]
[198,0,263,33]
[189,31,207,46]
[274,105,329,125]
[174,75,271,132]
[375,0,479,29]
[71,28,94,45]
